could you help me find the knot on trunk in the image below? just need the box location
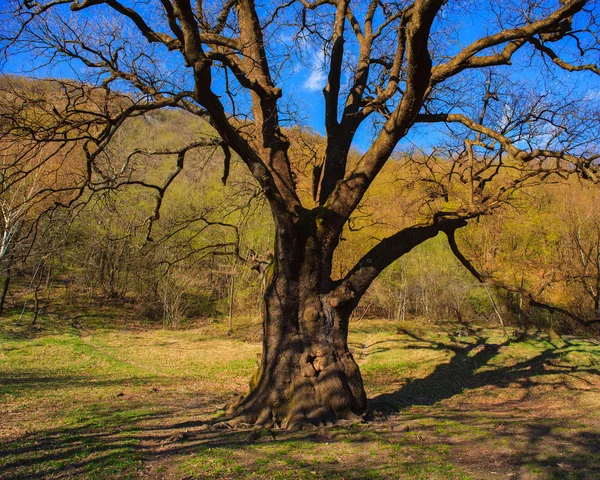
[330,283,356,307]
[302,351,326,378]
[303,302,320,322]
[328,297,341,307]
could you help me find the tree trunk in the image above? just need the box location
[231,292,366,428]
[230,223,366,428]
[227,268,235,335]
[0,265,11,316]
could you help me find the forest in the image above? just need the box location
[0,76,598,336]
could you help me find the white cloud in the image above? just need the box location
[498,103,514,131]
[303,49,327,92]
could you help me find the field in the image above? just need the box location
[1,308,599,479]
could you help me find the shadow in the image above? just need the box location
[0,371,161,396]
[2,398,599,480]
[387,407,600,479]
[0,311,132,341]
[0,296,165,341]
[0,411,164,479]
[2,332,599,479]
[0,407,331,479]
[370,334,600,413]
[348,338,408,359]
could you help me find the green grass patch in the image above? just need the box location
[1,315,599,479]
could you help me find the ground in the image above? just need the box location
[1,307,599,479]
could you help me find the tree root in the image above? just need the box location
[226,401,365,431]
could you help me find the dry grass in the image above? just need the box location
[1,311,599,479]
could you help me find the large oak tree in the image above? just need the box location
[1,0,599,427]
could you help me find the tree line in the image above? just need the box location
[1,78,597,336]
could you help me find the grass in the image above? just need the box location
[1,310,599,479]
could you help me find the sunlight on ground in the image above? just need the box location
[1,314,599,479]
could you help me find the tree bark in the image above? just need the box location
[231,290,366,428]
[0,265,11,316]
[230,219,366,428]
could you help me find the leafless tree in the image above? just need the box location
[1,0,599,428]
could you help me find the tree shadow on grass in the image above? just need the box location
[370,332,600,413]
[0,372,156,396]
[365,332,600,478]
[3,402,599,479]
[2,334,599,479]
[510,426,600,479]
[348,338,408,359]
[397,407,600,479]
[0,409,347,479]
[0,412,159,479]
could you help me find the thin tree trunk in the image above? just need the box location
[228,267,235,335]
[484,283,507,337]
[32,286,40,326]
[595,231,600,321]
[0,265,11,316]
[518,276,524,324]
[31,265,44,327]
[20,262,43,325]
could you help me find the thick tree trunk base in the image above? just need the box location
[228,341,366,429]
